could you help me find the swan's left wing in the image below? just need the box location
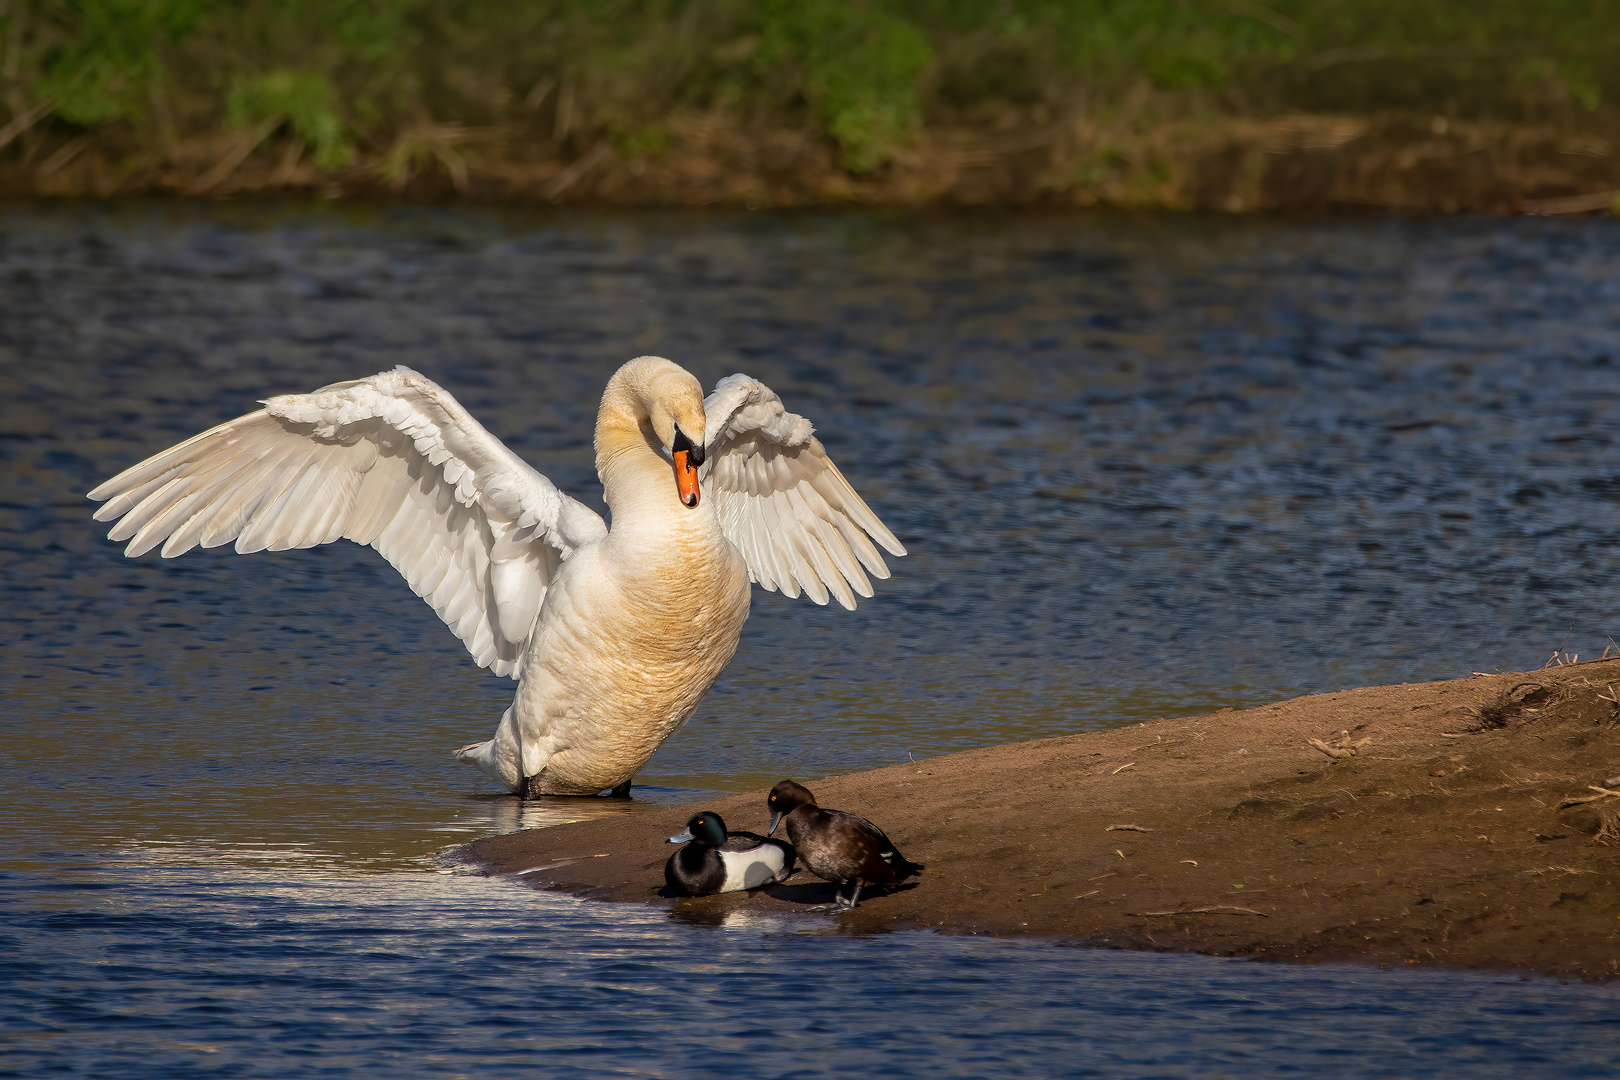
[701,374,905,610]
[87,367,606,679]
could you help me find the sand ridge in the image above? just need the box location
[455,659,1620,981]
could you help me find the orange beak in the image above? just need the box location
[673,449,700,508]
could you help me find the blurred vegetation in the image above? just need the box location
[0,0,1616,184]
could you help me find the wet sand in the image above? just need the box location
[454,659,1620,981]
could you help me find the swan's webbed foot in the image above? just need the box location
[608,780,632,799]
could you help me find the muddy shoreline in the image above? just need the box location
[8,114,1620,217]
[456,659,1620,981]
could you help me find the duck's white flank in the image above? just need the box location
[719,844,791,892]
[87,357,904,796]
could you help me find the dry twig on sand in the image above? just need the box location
[1127,906,1268,917]
[1555,785,1620,810]
[1308,730,1371,759]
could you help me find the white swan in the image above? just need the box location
[87,358,905,797]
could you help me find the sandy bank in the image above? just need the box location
[454,660,1620,981]
[10,116,1620,218]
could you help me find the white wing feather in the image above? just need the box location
[702,374,905,610]
[87,366,607,678]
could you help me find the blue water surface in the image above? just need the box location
[5,867,1617,1079]
[4,203,1620,1077]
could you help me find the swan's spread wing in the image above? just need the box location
[702,374,905,610]
[88,366,607,678]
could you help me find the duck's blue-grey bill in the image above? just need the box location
[767,812,782,837]
[666,829,694,844]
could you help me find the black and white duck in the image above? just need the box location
[664,811,796,897]
[766,780,922,911]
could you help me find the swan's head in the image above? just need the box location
[645,373,707,509]
[605,356,708,508]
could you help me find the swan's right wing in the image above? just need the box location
[88,366,606,678]
[701,373,905,610]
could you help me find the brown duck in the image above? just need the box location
[766,779,923,911]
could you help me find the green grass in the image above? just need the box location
[6,1,1617,175]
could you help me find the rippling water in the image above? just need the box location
[5,203,1620,1075]
[6,870,1617,1079]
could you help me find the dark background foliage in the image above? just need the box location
[5,1,1615,176]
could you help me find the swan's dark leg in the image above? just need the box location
[608,780,632,799]
[844,882,864,910]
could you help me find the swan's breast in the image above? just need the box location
[519,529,750,709]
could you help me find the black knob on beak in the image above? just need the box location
[672,428,704,466]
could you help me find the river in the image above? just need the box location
[3,203,1618,1076]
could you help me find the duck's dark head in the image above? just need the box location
[667,811,728,847]
[766,780,816,836]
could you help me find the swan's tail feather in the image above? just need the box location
[453,708,525,793]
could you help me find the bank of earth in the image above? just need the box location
[14,116,1620,218]
[457,659,1620,982]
